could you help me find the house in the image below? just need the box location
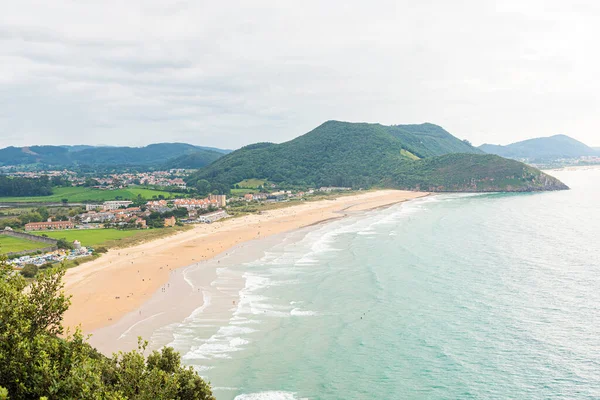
[173,198,219,210]
[80,211,116,223]
[164,216,176,227]
[102,200,133,210]
[25,220,75,231]
[135,218,147,228]
[146,200,168,210]
[198,210,228,224]
[208,194,227,207]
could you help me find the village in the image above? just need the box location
[21,186,353,233]
[1,185,354,276]
[24,194,230,232]
[3,168,191,189]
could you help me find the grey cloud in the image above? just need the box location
[0,0,599,149]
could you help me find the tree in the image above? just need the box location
[36,207,50,221]
[56,238,74,250]
[194,179,211,196]
[61,198,69,205]
[0,261,216,400]
[20,263,38,278]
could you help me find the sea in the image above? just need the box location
[156,167,600,400]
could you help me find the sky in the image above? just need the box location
[1,0,599,149]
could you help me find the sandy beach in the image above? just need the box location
[63,190,427,343]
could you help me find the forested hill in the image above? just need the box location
[188,121,568,192]
[387,123,483,157]
[0,143,228,169]
[479,135,598,160]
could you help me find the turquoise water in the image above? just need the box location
[169,168,600,399]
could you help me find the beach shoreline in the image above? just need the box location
[63,190,427,352]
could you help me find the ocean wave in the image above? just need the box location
[290,308,318,316]
[118,311,165,340]
[184,291,212,320]
[234,391,303,400]
[183,335,250,360]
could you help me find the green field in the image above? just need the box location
[230,188,257,196]
[0,187,174,203]
[236,179,268,188]
[33,229,141,247]
[0,235,48,254]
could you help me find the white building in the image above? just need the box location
[198,210,228,223]
[102,200,133,210]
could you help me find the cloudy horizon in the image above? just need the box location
[1,0,599,149]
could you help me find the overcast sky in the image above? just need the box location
[1,1,599,149]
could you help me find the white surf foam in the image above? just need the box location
[234,391,303,400]
[290,308,318,316]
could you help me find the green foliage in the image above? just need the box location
[0,175,53,197]
[386,123,483,158]
[20,264,39,278]
[389,153,568,192]
[0,261,215,400]
[163,150,224,169]
[188,121,568,192]
[56,238,74,250]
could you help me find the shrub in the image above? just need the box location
[56,238,73,250]
[20,264,38,278]
[0,262,216,399]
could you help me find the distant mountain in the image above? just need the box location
[163,149,228,169]
[188,121,567,192]
[0,143,228,169]
[479,135,597,160]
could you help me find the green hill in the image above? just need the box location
[189,121,567,192]
[386,123,483,157]
[163,149,229,169]
[479,135,597,160]
[0,143,227,169]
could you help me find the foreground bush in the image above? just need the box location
[0,260,215,400]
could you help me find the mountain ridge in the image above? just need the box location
[479,134,597,160]
[0,143,230,169]
[188,121,567,192]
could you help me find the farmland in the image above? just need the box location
[0,186,174,203]
[33,229,141,247]
[33,226,189,249]
[0,235,48,254]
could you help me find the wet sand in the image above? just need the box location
[63,190,428,349]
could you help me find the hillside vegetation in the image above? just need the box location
[189,121,567,192]
[387,123,483,157]
[0,264,215,399]
[479,134,598,160]
[0,143,226,169]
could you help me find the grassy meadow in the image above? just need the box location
[33,226,190,249]
[33,229,141,247]
[236,178,268,188]
[0,235,48,254]
[0,186,174,203]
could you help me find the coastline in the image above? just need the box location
[63,190,428,345]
